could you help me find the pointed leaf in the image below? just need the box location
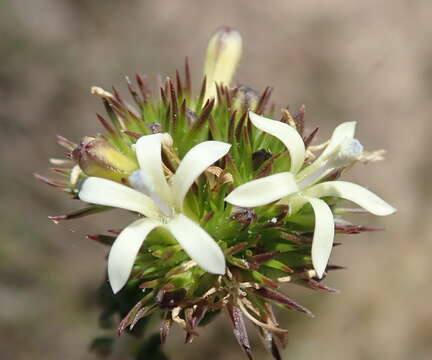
[257,327,282,360]
[303,279,340,293]
[160,317,173,345]
[86,234,116,246]
[48,205,111,222]
[118,299,144,335]
[254,287,314,317]
[226,304,253,360]
[335,224,384,234]
[249,251,280,266]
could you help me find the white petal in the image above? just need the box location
[304,181,396,216]
[225,172,299,208]
[318,121,356,160]
[135,134,171,203]
[249,112,305,174]
[108,218,161,293]
[79,177,160,218]
[170,141,231,210]
[305,196,335,279]
[164,214,225,274]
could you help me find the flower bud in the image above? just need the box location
[204,27,242,101]
[72,136,138,182]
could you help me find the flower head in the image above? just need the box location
[226,112,396,278]
[37,27,396,360]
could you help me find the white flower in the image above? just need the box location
[225,112,396,278]
[79,134,231,293]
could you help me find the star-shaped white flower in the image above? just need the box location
[79,133,231,293]
[225,112,396,278]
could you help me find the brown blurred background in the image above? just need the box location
[1,0,431,359]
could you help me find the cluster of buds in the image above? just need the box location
[36,27,395,359]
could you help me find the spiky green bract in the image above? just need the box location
[38,62,392,359]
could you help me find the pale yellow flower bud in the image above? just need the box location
[203,27,242,101]
[72,136,138,182]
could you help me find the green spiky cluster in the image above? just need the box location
[37,61,377,359]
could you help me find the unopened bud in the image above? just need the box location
[204,27,242,101]
[72,136,138,182]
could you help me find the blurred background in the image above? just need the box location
[1,0,431,359]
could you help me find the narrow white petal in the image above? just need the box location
[306,196,335,279]
[164,214,225,274]
[79,177,160,218]
[304,181,396,216]
[225,172,299,208]
[108,218,161,293]
[318,121,356,160]
[249,112,305,173]
[171,141,231,210]
[135,134,171,202]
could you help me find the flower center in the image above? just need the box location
[298,138,363,190]
[329,138,363,168]
[129,170,174,217]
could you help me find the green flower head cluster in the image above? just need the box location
[37,27,395,359]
